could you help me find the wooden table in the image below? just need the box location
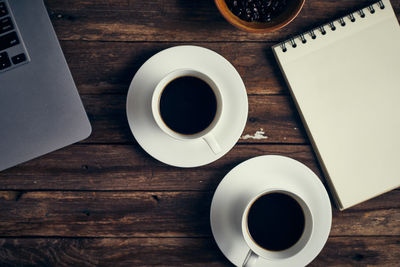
[1,0,399,266]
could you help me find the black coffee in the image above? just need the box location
[247,192,305,251]
[159,76,217,135]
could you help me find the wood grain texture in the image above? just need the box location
[44,0,400,42]
[0,237,399,266]
[61,41,288,95]
[0,237,230,267]
[78,95,306,144]
[310,237,400,267]
[0,190,398,237]
[0,144,318,191]
[1,0,399,266]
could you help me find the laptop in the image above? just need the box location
[0,0,91,171]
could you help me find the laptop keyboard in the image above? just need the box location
[0,0,29,73]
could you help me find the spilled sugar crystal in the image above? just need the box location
[241,128,268,140]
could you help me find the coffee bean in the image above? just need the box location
[225,0,287,22]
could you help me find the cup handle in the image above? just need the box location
[203,133,221,154]
[242,250,258,267]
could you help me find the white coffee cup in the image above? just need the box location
[241,189,314,266]
[151,69,223,154]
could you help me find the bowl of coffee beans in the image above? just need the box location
[215,0,305,33]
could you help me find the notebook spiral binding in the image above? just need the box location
[279,0,385,52]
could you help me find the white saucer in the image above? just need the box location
[210,155,332,267]
[126,46,248,167]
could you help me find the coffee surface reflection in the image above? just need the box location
[247,192,305,251]
[159,76,217,135]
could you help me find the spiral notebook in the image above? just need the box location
[273,0,400,210]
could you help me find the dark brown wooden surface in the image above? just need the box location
[0,0,399,266]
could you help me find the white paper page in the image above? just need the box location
[273,0,400,209]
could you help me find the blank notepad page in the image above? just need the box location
[273,0,400,210]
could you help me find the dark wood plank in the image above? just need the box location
[0,190,398,237]
[44,0,400,42]
[61,41,288,95]
[0,144,317,191]
[310,237,400,267]
[79,95,307,144]
[0,237,399,266]
[0,237,230,267]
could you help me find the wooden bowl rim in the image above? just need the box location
[214,0,306,33]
